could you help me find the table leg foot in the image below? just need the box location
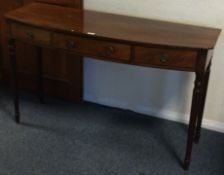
[15,113,20,124]
[183,159,190,171]
[36,47,44,104]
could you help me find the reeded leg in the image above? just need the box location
[194,63,211,144]
[184,74,203,170]
[9,39,20,123]
[36,47,44,103]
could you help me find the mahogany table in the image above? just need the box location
[5,2,221,170]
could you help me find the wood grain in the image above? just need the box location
[52,33,131,61]
[135,47,197,70]
[5,2,221,49]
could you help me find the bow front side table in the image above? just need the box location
[4,2,221,170]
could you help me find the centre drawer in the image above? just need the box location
[52,33,131,61]
[10,23,50,44]
[134,46,198,70]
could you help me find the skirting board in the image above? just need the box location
[84,93,224,134]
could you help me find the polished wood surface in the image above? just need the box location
[5,2,221,49]
[23,0,83,8]
[4,2,221,72]
[5,2,221,171]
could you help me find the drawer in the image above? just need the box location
[52,33,131,61]
[135,47,197,70]
[10,23,50,44]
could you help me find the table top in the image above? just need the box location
[5,2,221,49]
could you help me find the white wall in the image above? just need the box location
[83,0,224,132]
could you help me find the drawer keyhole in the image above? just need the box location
[26,32,34,39]
[66,41,76,49]
[160,54,169,63]
[104,46,115,56]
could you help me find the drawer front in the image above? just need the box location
[52,33,131,61]
[10,23,50,44]
[135,47,197,70]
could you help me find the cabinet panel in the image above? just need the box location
[0,0,22,75]
[0,0,83,102]
[0,1,22,21]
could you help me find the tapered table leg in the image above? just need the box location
[9,39,20,123]
[36,47,44,103]
[184,73,204,170]
[194,63,211,144]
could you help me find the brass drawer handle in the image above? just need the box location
[160,54,169,63]
[103,46,115,56]
[66,41,76,49]
[26,32,34,39]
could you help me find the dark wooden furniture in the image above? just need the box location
[24,0,82,8]
[5,2,221,170]
[0,1,22,80]
[1,0,83,101]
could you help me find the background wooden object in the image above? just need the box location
[0,0,83,101]
[23,0,82,8]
